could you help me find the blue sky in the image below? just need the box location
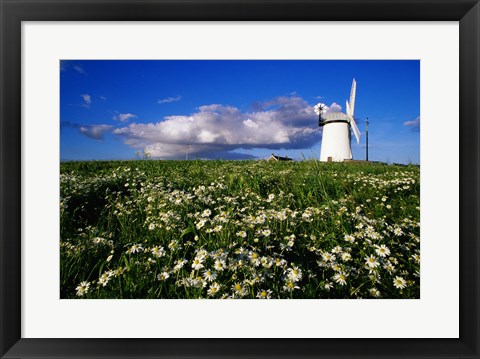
[60,60,420,163]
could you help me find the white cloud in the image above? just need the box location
[78,125,113,140]
[403,116,420,132]
[73,65,87,75]
[80,94,91,108]
[113,96,325,159]
[243,119,259,128]
[158,96,182,104]
[113,113,137,122]
[325,102,342,113]
[197,130,219,143]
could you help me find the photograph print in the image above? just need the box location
[60,60,420,299]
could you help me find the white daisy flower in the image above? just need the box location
[231,282,247,297]
[151,246,166,258]
[341,252,352,262]
[256,289,273,299]
[98,272,111,287]
[75,281,90,297]
[322,252,336,262]
[202,269,217,282]
[126,243,143,254]
[375,244,390,257]
[191,257,204,270]
[286,266,303,282]
[196,219,207,229]
[213,259,226,272]
[333,272,347,286]
[393,226,404,236]
[365,255,380,269]
[173,259,187,272]
[207,282,221,297]
[412,253,420,263]
[282,280,300,293]
[236,231,247,238]
[393,276,407,289]
[157,271,170,281]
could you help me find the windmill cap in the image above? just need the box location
[323,112,348,121]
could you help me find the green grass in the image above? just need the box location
[60,160,420,299]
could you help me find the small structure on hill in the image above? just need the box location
[267,153,294,162]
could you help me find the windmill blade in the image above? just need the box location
[346,100,351,117]
[349,78,356,117]
[349,115,361,144]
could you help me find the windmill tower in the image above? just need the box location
[315,79,361,162]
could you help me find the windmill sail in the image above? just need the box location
[346,100,361,144]
[350,116,361,144]
[349,78,356,116]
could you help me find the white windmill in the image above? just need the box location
[315,79,361,162]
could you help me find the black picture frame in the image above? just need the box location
[1,0,479,358]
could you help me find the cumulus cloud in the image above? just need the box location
[79,125,113,140]
[158,96,182,104]
[80,94,91,108]
[403,116,420,132]
[113,113,137,122]
[325,102,342,113]
[113,96,324,159]
[61,121,113,140]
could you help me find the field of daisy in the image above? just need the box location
[60,160,420,299]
